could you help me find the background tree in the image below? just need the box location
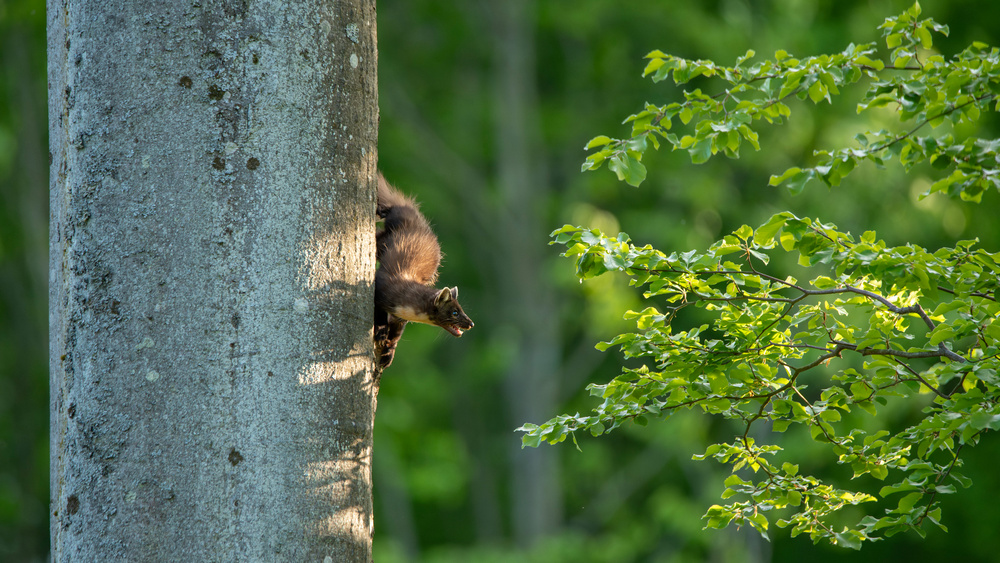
[47,0,377,560]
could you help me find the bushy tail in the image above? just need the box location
[377,174,418,218]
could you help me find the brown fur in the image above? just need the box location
[374,175,473,368]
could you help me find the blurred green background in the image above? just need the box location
[3,0,999,561]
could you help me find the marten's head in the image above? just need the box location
[431,287,474,337]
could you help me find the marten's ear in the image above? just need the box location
[450,286,459,298]
[434,287,454,307]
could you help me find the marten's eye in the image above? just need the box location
[452,311,459,317]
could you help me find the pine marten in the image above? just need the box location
[374,174,474,368]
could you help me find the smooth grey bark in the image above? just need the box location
[48,0,378,560]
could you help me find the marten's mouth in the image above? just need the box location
[446,326,464,337]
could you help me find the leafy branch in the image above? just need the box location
[519,210,999,547]
[523,1,1000,550]
[582,2,1000,202]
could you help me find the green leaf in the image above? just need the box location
[582,151,608,172]
[970,411,1000,431]
[819,408,842,423]
[753,214,788,246]
[916,26,933,49]
[643,57,666,77]
[769,167,802,186]
[770,167,814,195]
[589,421,606,437]
[519,430,542,449]
[928,323,956,346]
[585,135,612,149]
[724,474,748,488]
[812,275,838,289]
[808,80,828,104]
[689,137,713,164]
[748,511,769,535]
[835,531,863,550]
[608,153,648,187]
[895,492,923,514]
[870,464,888,480]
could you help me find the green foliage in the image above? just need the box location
[581,1,1000,204]
[0,1,50,560]
[521,3,1000,549]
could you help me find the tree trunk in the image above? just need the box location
[490,0,563,546]
[48,1,378,560]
